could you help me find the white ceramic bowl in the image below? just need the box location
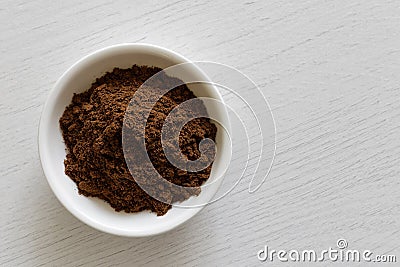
[38,43,230,236]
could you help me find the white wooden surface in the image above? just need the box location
[1,0,400,266]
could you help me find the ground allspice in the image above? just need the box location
[59,65,217,216]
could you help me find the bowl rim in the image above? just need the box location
[38,43,229,237]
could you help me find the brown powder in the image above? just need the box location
[59,65,217,216]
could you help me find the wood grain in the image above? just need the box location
[1,0,400,266]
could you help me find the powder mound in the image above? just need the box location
[59,65,217,216]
